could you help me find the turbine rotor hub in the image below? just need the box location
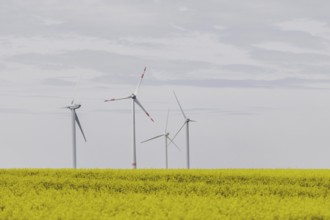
[132,94,136,99]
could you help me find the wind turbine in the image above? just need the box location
[104,67,154,169]
[172,91,195,169]
[141,109,180,169]
[64,100,87,169]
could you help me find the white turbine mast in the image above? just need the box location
[64,101,87,169]
[141,109,180,169]
[172,91,195,169]
[105,67,154,169]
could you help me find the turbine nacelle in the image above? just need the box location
[64,103,86,142]
[186,118,196,123]
[66,104,82,110]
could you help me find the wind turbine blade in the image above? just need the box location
[134,98,154,122]
[134,66,147,95]
[72,73,83,105]
[165,109,170,133]
[173,91,187,119]
[171,121,186,142]
[141,134,165,143]
[105,95,132,102]
[167,136,181,151]
[74,112,87,142]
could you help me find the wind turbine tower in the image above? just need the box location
[65,102,87,169]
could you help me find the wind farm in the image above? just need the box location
[2,0,330,219]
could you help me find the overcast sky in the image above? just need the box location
[1,0,330,168]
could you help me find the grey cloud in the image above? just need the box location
[173,107,262,116]
[160,1,330,59]
[5,53,70,70]
[117,38,167,49]
[283,0,330,21]
[92,109,132,114]
[220,64,276,75]
[0,79,15,88]
[0,1,301,39]
[0,0,181,38]
[169,78,330,89]
[94,107,262,116]
[2,0,330,42]
[0,107,34,115]
[147,60,220,76]
[220,27,326,50]
[295,64,330,75]
[3,0,330,75]
[7,48,330,90]
[3,0,330,90]
[93,74,330,89]
[6,50,146,79]
[0,62,7,70]
[6,50,220,83]
[0,92,67,100]
[250,48,330,66]
[43,78,75,87]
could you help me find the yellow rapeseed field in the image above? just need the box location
[0,169,330,219]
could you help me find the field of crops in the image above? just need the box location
[0,169,330,219]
